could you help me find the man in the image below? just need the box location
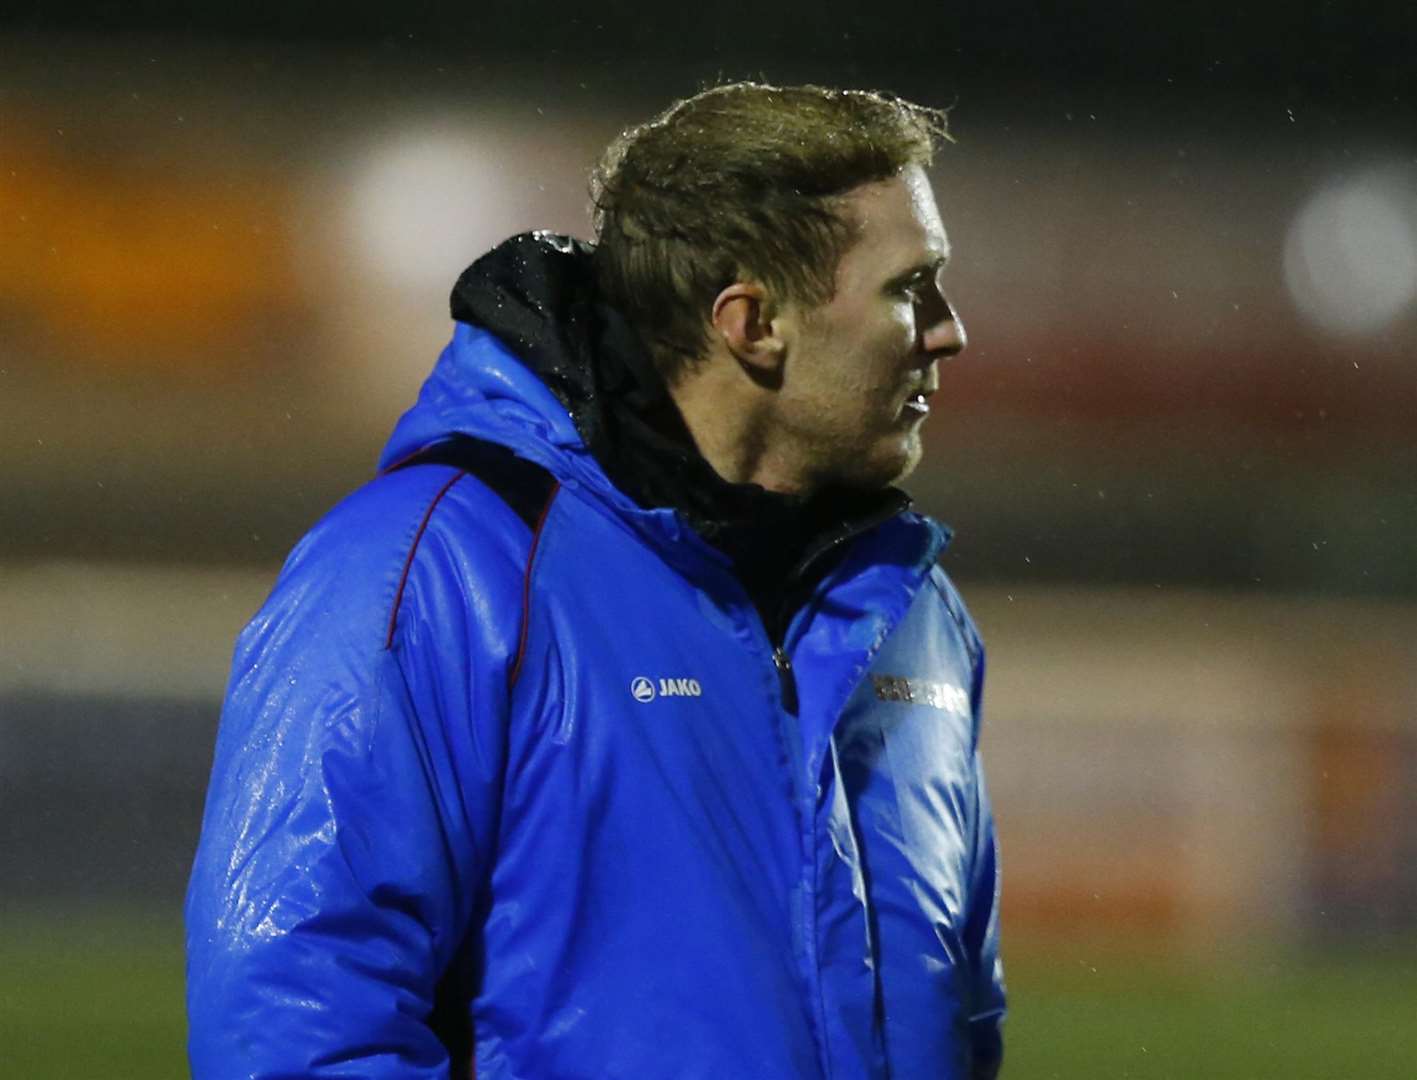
[187,82,1005,1079]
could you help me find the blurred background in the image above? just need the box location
[2,3,1415,1076]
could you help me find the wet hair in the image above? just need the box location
[591,81,950,383]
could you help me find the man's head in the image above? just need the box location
[592,82,965,492]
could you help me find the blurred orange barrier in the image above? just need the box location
[1,122,298,370]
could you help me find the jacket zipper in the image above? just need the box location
[772,647,799,714]
[758,492,911,1079]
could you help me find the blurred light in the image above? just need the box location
[1283,167,1417,336]
[343,122,526,295]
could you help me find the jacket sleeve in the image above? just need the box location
[185,470,524,1078]
[937,566,1006,1080]
[963,750,1005,1080]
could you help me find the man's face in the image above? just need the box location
[774,164,965,491]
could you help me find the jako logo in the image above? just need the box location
[630,676,703,702]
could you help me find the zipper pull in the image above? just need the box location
[773,647,799,715]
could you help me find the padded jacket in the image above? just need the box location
[185,236,1005,1079]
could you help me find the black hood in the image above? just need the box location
[450,232,908,628]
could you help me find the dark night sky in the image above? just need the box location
[5,0,1413,114]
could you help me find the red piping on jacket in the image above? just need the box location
[384,471,467,650]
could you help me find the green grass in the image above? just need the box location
[3,912,1415,1078]
[2,908,188,1079]
[1002,936,1417,1079]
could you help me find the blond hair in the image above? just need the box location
[591,81,950,381]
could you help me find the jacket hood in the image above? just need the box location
[381,232,700,503]
[379,233,682,543]
[380,233,599,467]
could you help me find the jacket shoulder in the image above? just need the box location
[925,565,987,746]
[926,565,983,665]
[254,462,546,663]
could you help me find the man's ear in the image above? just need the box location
[710,282,786,376]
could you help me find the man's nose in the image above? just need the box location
[921,294,967,358]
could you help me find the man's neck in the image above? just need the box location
[667,368,815,497]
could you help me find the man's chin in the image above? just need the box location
[887,449,924,488]
[828,437,922,492]
[882,432,924,487]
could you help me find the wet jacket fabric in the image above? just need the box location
[185,234,1005,1079]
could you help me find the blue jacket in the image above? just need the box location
[186,262,1005,1078]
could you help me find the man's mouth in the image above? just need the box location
[902,391,931,417]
